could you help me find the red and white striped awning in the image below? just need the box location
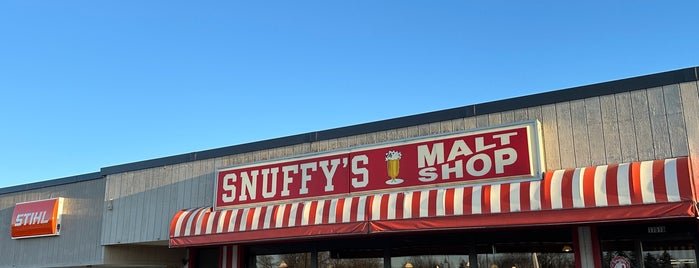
[170,157,696,247]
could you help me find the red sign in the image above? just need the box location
[215,121,544,210]
[11,198,64,239]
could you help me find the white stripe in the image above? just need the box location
[490,184,501,213]
[263,205,274,229]
[594,165,608,207]
[276,204,286,227]
[251,207,262,230]
[342,197,352,223]
[419,190,430,218]
[216,210,228,233]
[572,168,584,208]
[357,196,367,221]
[404,192,413,218]
[640,161,656,204]
[617,164,632,205]
[239,208,250,231]
[205,211,215,234]
[227,209,238,232]
[301,202,312,226]
[453,187,464,215]
[550,170,565,209]
[315,200,326,225]
[529,180,541,211]
[387,193,398,220]
[472,186,482,214]
[194,208,205,235]
[329,198,338,224]
[436,189,446,216]
[184,208,203,236]
[372,195,382,220]
[510,182,520,212]
[665,159,681,202]
[174,208,194,237]
[288,203,298,227]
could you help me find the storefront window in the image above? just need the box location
[599,221,697,268]
[391,254,469,268]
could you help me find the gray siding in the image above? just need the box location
[0,178,105,268]
[100,82,697,246]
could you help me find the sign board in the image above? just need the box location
[11,198,64,239]
[215,121,544,210]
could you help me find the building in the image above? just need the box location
[2,67,699,268]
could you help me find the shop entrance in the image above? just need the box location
[599,221,698,268]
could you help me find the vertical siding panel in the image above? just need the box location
[556,102,575,168]
[680,81,699,191]
[488,113,502,126]
[600,94,622,164]
[630,89,654,160]
[164,165,178,241]
[541,104,561,170]
[501,110,515,123]
[585,97,606,165]
[570,99,591,167]
[475,114,489,128]
[616,92,638,162]
[142,168,156,241]
[664,84,689,157]
[647,86,672,159]
[440,119,455,133]
[451,118,466,132]
[464,116,477,130]
[513,108,529,122]
[114,173,127,243]
[418,123,431,136]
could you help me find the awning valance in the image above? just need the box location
[170,157,696,247]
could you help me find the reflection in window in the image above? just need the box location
[391,254,469,268]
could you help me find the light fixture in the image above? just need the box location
[405,262,414,268]
[562,245,573,252]
[280,261,288,268]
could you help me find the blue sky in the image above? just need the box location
[1,1,697,188]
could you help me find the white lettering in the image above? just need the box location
[239,170,258,201]
[418,143,444,168]
[281,165,298,196]
[261,168,279,198]
[447,140,473,162]
[494,148,517,173]
[466,153,491,177]
[320,159,341,192]
[351,155,369,188]
[299,162,317,195]
[221,173,237,202]
[418,167,438,182]
[493,132,517,145]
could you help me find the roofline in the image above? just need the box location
[3,66,697,194]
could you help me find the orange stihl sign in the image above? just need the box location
[11,198,63,239]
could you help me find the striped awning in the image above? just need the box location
[170,157,696,247]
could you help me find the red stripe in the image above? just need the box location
[257,206,268,230]
[366,195,376,220]
[308,201,319,225]
[200,211,211,234]
[245,208,256,230]
[541,171,553,210]
[519,181,531,212]
[676,157,693,199]
[582,167,597,207]
[178,208,197,237]
[350,197,359,222]
[411,191,421,218]
[501,183,511,212]
[428,190,438,217]
[590,226,603,268]
[335,198,345,223]
[395,193,405,219]
[573,226,582,268]
[561,169,575,209]
[234,209,245,231]
[169,210,185,237]
[269,205,280,228]
[462,187,473,215]
[630,162,643,204]
[380,194,391,220]
[605,164,620,206]
[444,188,455,215]
[482,185,491,214]
[652,160,668,202]
[282,204,292,228]
[294,203,304,227]
[320,200,331,224]
[221,210,233,232]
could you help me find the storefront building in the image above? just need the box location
[2,67,699,268]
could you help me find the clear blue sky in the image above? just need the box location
[1,1,697,188]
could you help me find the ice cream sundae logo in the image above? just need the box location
[610,256,630,268]
[385,150,403,185]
